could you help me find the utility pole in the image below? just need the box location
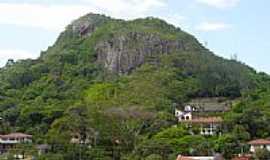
[204,41,208,47]
[172,103,177,115]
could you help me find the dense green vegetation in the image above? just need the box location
[0,13,269,159]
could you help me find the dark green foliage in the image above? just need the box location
[254,148,270,160]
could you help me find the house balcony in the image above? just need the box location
[0,139,19,144]
[200,128,216,136]
[0,139,32,144]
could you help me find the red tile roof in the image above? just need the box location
[182,117,223,124]
[0,133,32,139]
[232,157,250,160]
[231,155,252,160]
[248,139,270,145]
[176,155,195,160]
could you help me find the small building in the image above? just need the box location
[181,117,223,136]
[176,155,215,160]
[70,133,91,144]
[175,108,192,122]
[186,98,232,113]
[0,133,32,144]
[0,133,32,153]
[175,106,223,136]
[36,144,50,155]
[247,139,270,153]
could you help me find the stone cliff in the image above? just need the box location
[95,32,187,73]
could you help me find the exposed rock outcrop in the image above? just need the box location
[70,13,110,37]
[95,32,187,73]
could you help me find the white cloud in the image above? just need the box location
[196,0,240,9]
[0,3,100,32]
[0,49,37,67]
[82,0,166,17]
[196,22,232,31]
[0,0,167,32]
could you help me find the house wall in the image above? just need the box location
[175,109,192,122]
[250,144,270,153]
[200,123,220,136]
[184,105,192,112]
[175,109,184,117]
[0,137,32,143]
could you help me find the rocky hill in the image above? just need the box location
[0,13,269,159]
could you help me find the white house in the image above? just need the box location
[182,117,223,136]
[175,107,223,136]
[248,139,270,153]
[175,108,192,122]
[0,133,32,154]
[0,133,32,144]
[184,105,193,112]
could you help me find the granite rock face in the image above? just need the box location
[66,14,201,74]
[69,13,110,37]
[95,32,187,74]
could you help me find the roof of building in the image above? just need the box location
[36,144,50,150]
[0,133,32,139]
[176,155,215,160]
[187,97,232,112]
[181,117,223,124]
[176,155,195,160]
[231,155,252,160]
[248,139,270,145]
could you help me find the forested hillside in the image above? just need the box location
[0,13,269,159]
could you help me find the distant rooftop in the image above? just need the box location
[185,97,232,112]
[0,133,32,139]
[176,155,215,160]
[181,117,223,124]
[248,139,270,145]
[176,155,194,160]
[232,155,252,160]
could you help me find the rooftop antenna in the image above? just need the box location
[204,41,208,47]
[231,53,238,61]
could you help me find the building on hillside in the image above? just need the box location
[175,107,223,136]
[247,139,270,153]
[185,98,232,113]
[182,117,223,136]
[175,107,192,122]
[70,133,91,144]
[0,133,32,144]
[176,155,220,160]
[176,155,194,160]
[36,144,50,155]
[0,133,32,154]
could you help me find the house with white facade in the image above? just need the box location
[0,133,32,144]
[175,106,223,136]
[175,107,192,122]
[248,139,270,153]
[0,133,32,154]
[181,117,223,136]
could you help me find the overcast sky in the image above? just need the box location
[0,0,269,73]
